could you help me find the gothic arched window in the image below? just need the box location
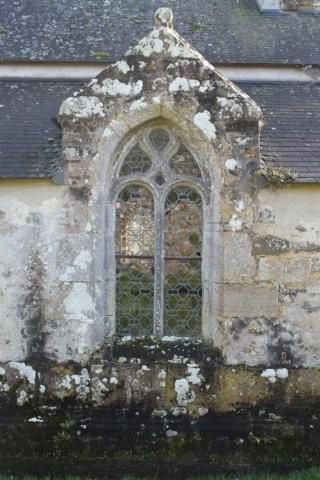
[114,125,208,338]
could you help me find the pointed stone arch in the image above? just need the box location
[101,118,220,339]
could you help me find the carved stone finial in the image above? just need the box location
[154,8,173,29]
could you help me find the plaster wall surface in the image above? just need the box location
[0,181,64,362]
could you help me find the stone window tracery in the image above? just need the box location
[114,125,208,337]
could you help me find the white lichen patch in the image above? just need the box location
[175,378,191,405]
[0,382,9,392]
[60,375,72,390]
[186,364,204,385]
[174,373,199,406]
[152,38,164,53]
[276,368,289,379]
[74,250,92,271]
[92,78,143,97]
[117,60,131,74]
[158,369,167,388]
[225,159,239,171]
[198,407,209,416]
[63,283,95,321]
[60,96,105,118]
[237,137,251,146]
[120,336,132,342]
[28,416,44,423]
[261,369,277,383]
[167,38,199,59]
[0,367,5,376]
[17,390,28,406]
[129,31,164,57]
[102,127,113,139]
[171,406,187,417]
[118,356,127,363]
[64,147,80,161]
[235,199,245,213]
[229,215,242,231]
[129,97,147,112]
[193,111,216,141]
[152,409,167,418]
[168,355,189,364]
[140,365,151,372]
[217,96,243,119]
[73,369,91,400]
[199,80,214,93]
[9,362,36,384]
[169,77,200,93]
[162,336,192,342]
[59,369,91,400]
[261,368,289,383]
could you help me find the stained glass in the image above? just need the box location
[163,186,202,336]
[119,144,152,176]
[115,129,204,338]
[149,129,170,151]
[170,145,201,177]
[116,185,154,335]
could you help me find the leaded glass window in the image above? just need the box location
[164,187,202,336]
[116,186,154,336]
[114,126,208,337]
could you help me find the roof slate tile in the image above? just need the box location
[0,0,319,65]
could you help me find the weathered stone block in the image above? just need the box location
[258,255,311,283]
[223,233,257,281]
[253,234,290,255]
[255,186,320,247]
[223,283,279,317]
[223,317,271,366]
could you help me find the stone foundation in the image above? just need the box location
[0,338,320,476]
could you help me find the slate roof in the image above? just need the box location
[242,82,320,183]
[0,80,79,180]
[0,79,319,182]
[0,0,320,65]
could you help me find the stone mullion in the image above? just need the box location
[153,195,165,337]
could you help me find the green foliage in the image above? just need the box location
[90,50,111,58]
[190,23,208,32]
[53,418,77,456]
[0,27,8,35]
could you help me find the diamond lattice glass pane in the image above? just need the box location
[116,258,154,336]
[164,186,202,336]
[119,145,152,176]
[170,145,201,177]
[116,185,154,256]
[149,129,170,151]
[116,185,154,336]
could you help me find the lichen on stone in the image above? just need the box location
[258,166,297,184]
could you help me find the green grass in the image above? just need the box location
[1,469,320,480]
